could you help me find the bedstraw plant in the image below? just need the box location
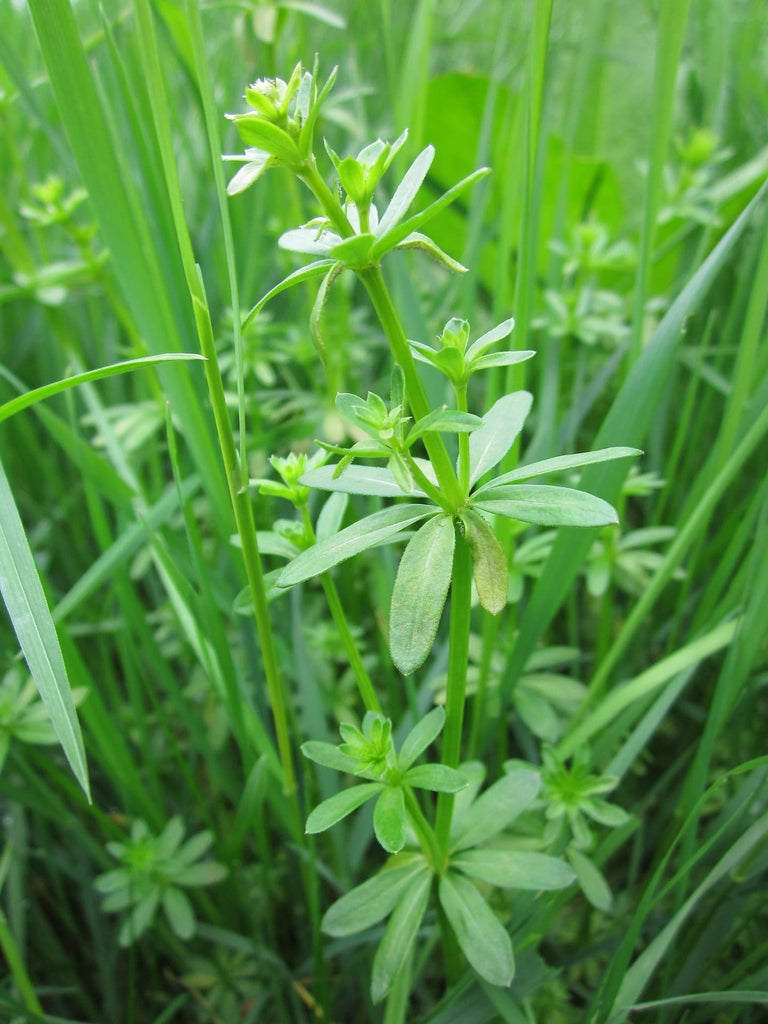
[225,61,640,1005]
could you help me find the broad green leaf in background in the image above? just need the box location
[452,849,575,890]
[0,454,89,798]
[452,769,540,852]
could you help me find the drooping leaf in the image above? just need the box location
[371,871,432,1003]
[310,260,347,362]
[464,510,508,614]
[373,786,407,853]
[394,231,468,272]
[452,849,575,891]
[451,770,541,852]
[398,706,446,771]
[241,259,335,329]
[473,485,618,527]
[389,515,456,675]
[322,858,430,937]
[439,872,514,987]
[305,783,384,834]
[278,504,436,587]
[468,392,533,486]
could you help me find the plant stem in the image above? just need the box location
[434,526,474,858]
[299,504,381,712]
[0,903,43,1015]
[189,276,297,797]
[455,384,471,498]
[403,452,454,513]
[359,267,463,507]
[404,788,442,871]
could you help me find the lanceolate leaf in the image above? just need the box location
[473,485,618,527]
[376,145,435,239]
[373,786,407,853]
[452,849,575,891]
[451,770,540,852]
[301,740,359,773]
[242,259,335,329]
[439,872,514,987]
[389,515,455,675]
[475,447,641,491]
[278,504,436,587]
[322,858,430,937]
[394,231,468,272]
[0,455,89,798]
[398,706,446,771]
[305,783,384,833]
[371,871,432,1003]
[468,392,533,486]
[465,317,516,360]
[464,510,508,614]
[407,408,482,444]
[403,764,466,792]
[568,847,613,911]
[301,464,424,498]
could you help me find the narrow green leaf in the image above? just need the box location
[452,770,540,852]
[322,858,430,937]
[305,783,384,833]
[464,510,508,614]
[376,146,435,238]
[310,261,347,363]
[439,872,514,987]
[468,393,533,486]
[278,504,436,587]
[470,350,536,372]
[398,706,445,771]
[404,764,466,793]
[452,850,575,891]
[568,848,613,911]
[374,786,407,853]
[0,455,89,798]
[0,354,204,426]
[465,317,516,360]
[389,515,455,675]
[474,485,618,527]
[475,448,642,491]
[371,871,432,1003]
[315,492,349,542]
[173,862,227,887]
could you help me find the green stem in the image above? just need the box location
[455,384,470,498]
[0,903,43,1014]
[404,788,442,871]
[299,505,381,712]
[190,278,296,797]
[298,159,354,238]
[359,267,463,507]
[403,451,454,513]
[434,527,474,858]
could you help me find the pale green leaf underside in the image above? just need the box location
[473,485,618,527]
[389,515,455,675]
[301,464,424,498]
[452,769,540,852]
[452,849,575,890]
[322,858,430,937]
[474,446,642,491]
[371,871,432,1003]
